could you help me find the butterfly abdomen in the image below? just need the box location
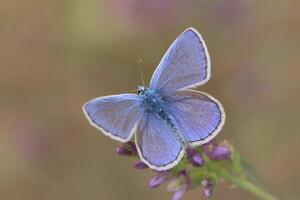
[163,113,188,147]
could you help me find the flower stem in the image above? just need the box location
[219,170,280,200]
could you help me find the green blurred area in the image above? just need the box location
[0,0,299,199]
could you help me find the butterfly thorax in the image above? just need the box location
[138,88,177,133]
[138,87,170,122]
[138,87,165,115]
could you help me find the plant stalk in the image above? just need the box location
[219,170,280,200]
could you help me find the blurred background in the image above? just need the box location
[0,0,299,199]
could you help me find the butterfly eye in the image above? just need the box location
[137,86,146,95]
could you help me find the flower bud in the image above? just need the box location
[202,140,231,161]
[115,146,132,156]
[125,141,138,155]
[149,172,168,188]
[172,186,187,200]
[210,146,231,160]
[167,170,191,200]
[133,161,148,170]
[202,140,217,155]
[116,141,138,156]
[201,179,213,198]
[167,176,185,192]
[186,148,204,167]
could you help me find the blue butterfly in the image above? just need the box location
[83,28,225,171]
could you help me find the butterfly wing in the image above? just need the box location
[150,28,211,95]
[135,113,184,171]
[83,94,142,142]
[165,90,225,145]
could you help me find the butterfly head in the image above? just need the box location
[137,85,148,95]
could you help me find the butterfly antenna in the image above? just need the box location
[122,89,139,94]
[138,58,145,86]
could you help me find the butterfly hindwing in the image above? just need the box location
[165,90,225,145]
[150,28,211,95]
[83,94,142,142]
[135,113,184,171]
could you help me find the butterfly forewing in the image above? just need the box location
[150,28,211,95]
[83,94,142,142]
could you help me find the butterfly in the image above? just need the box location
[83,27,225,171]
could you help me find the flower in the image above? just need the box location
[201,179,213,198]
[116,139,237,199]
[186,148,204,167]
[149,171,168,188]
